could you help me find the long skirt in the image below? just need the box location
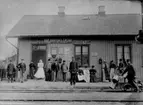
[34,68,45,79]
[57,70,63,81]
[110,68,115,81]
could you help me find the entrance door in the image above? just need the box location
[32,44,47,67]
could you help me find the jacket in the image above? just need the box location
[69,61,78,74]
[7,63,15,74]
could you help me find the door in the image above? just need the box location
[32,44,47,67]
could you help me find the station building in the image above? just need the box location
[6,6,143,81]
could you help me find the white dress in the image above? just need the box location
[34,62,45,79]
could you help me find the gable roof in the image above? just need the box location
[6,14,141,38]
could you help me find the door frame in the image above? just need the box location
[31,44,47,65]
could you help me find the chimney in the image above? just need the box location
[58,6,65,16]
[98,5,105,16]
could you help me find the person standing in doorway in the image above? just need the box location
[69,57,78,87]
[7,60,15,83]
[34,59,45,79]
[17,59,26,83]
[61,60,68,82]
[29,61,36,79]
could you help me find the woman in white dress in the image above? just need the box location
[34,59,45,79]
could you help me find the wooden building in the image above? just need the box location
[6,4,143,81]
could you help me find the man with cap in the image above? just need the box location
[17,59,26,83]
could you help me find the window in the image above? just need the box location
[75,45,89,67]
[32,44,46,50]
[116,45,131,65]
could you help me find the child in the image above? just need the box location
[89,65,97,82]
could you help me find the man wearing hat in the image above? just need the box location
[69,57,78,87]
[7,60,15,82]
[17,59,26,83]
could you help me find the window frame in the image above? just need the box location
[115,44,132,65]
[74,44,90,67]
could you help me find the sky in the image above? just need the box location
[0,0,141,60]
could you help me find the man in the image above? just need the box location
[45,59,52,81]
[17,59,26,83]
[7,60,15,83]
[0,61,6,81]
[29,61,36,79]
[69,57,78,87]
[122,59,139,92]
[118,59,124,74]
[61,60,68,82]
[51,59,58,82]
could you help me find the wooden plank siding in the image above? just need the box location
[18,38,143,81]
[90,40,143,81]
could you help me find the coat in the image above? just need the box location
[17,63,26,73]
[69,61,78,74]
[122,64,135,80]
[51,62,58,72]
[7,63,15,75]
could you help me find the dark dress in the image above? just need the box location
[104,64,110,81]
[7,63,15,82]
[89,68,97,82]
[29,63,36,79]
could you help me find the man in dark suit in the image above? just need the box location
[122,59,139,92]
[45,59,52,81]
[51,59,58,82]
[7,60,15,83]
[17,59,26,83]
[69,57,78,87]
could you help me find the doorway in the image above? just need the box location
[32,44,47,67]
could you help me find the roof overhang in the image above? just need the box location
[8,34,136,40]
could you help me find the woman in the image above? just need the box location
[109,60,116,82]
[34,59,45,79]
[102,60,110,82]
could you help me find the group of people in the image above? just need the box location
[29,58,69,82]
[0,59,26,83]
[103,59,139,91]
[1,57,138,90]
[28,57,80,87]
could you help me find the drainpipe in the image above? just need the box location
[141,0,143,30]
[5,37,19,65]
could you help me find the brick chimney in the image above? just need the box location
[58,6,65,16]
[98,5,105,16]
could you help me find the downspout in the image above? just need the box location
[5,37,19,65]
[141,0,143,30]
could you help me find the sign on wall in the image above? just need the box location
[31,39,91,44]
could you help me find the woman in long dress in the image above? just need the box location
[34,59,45,79]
